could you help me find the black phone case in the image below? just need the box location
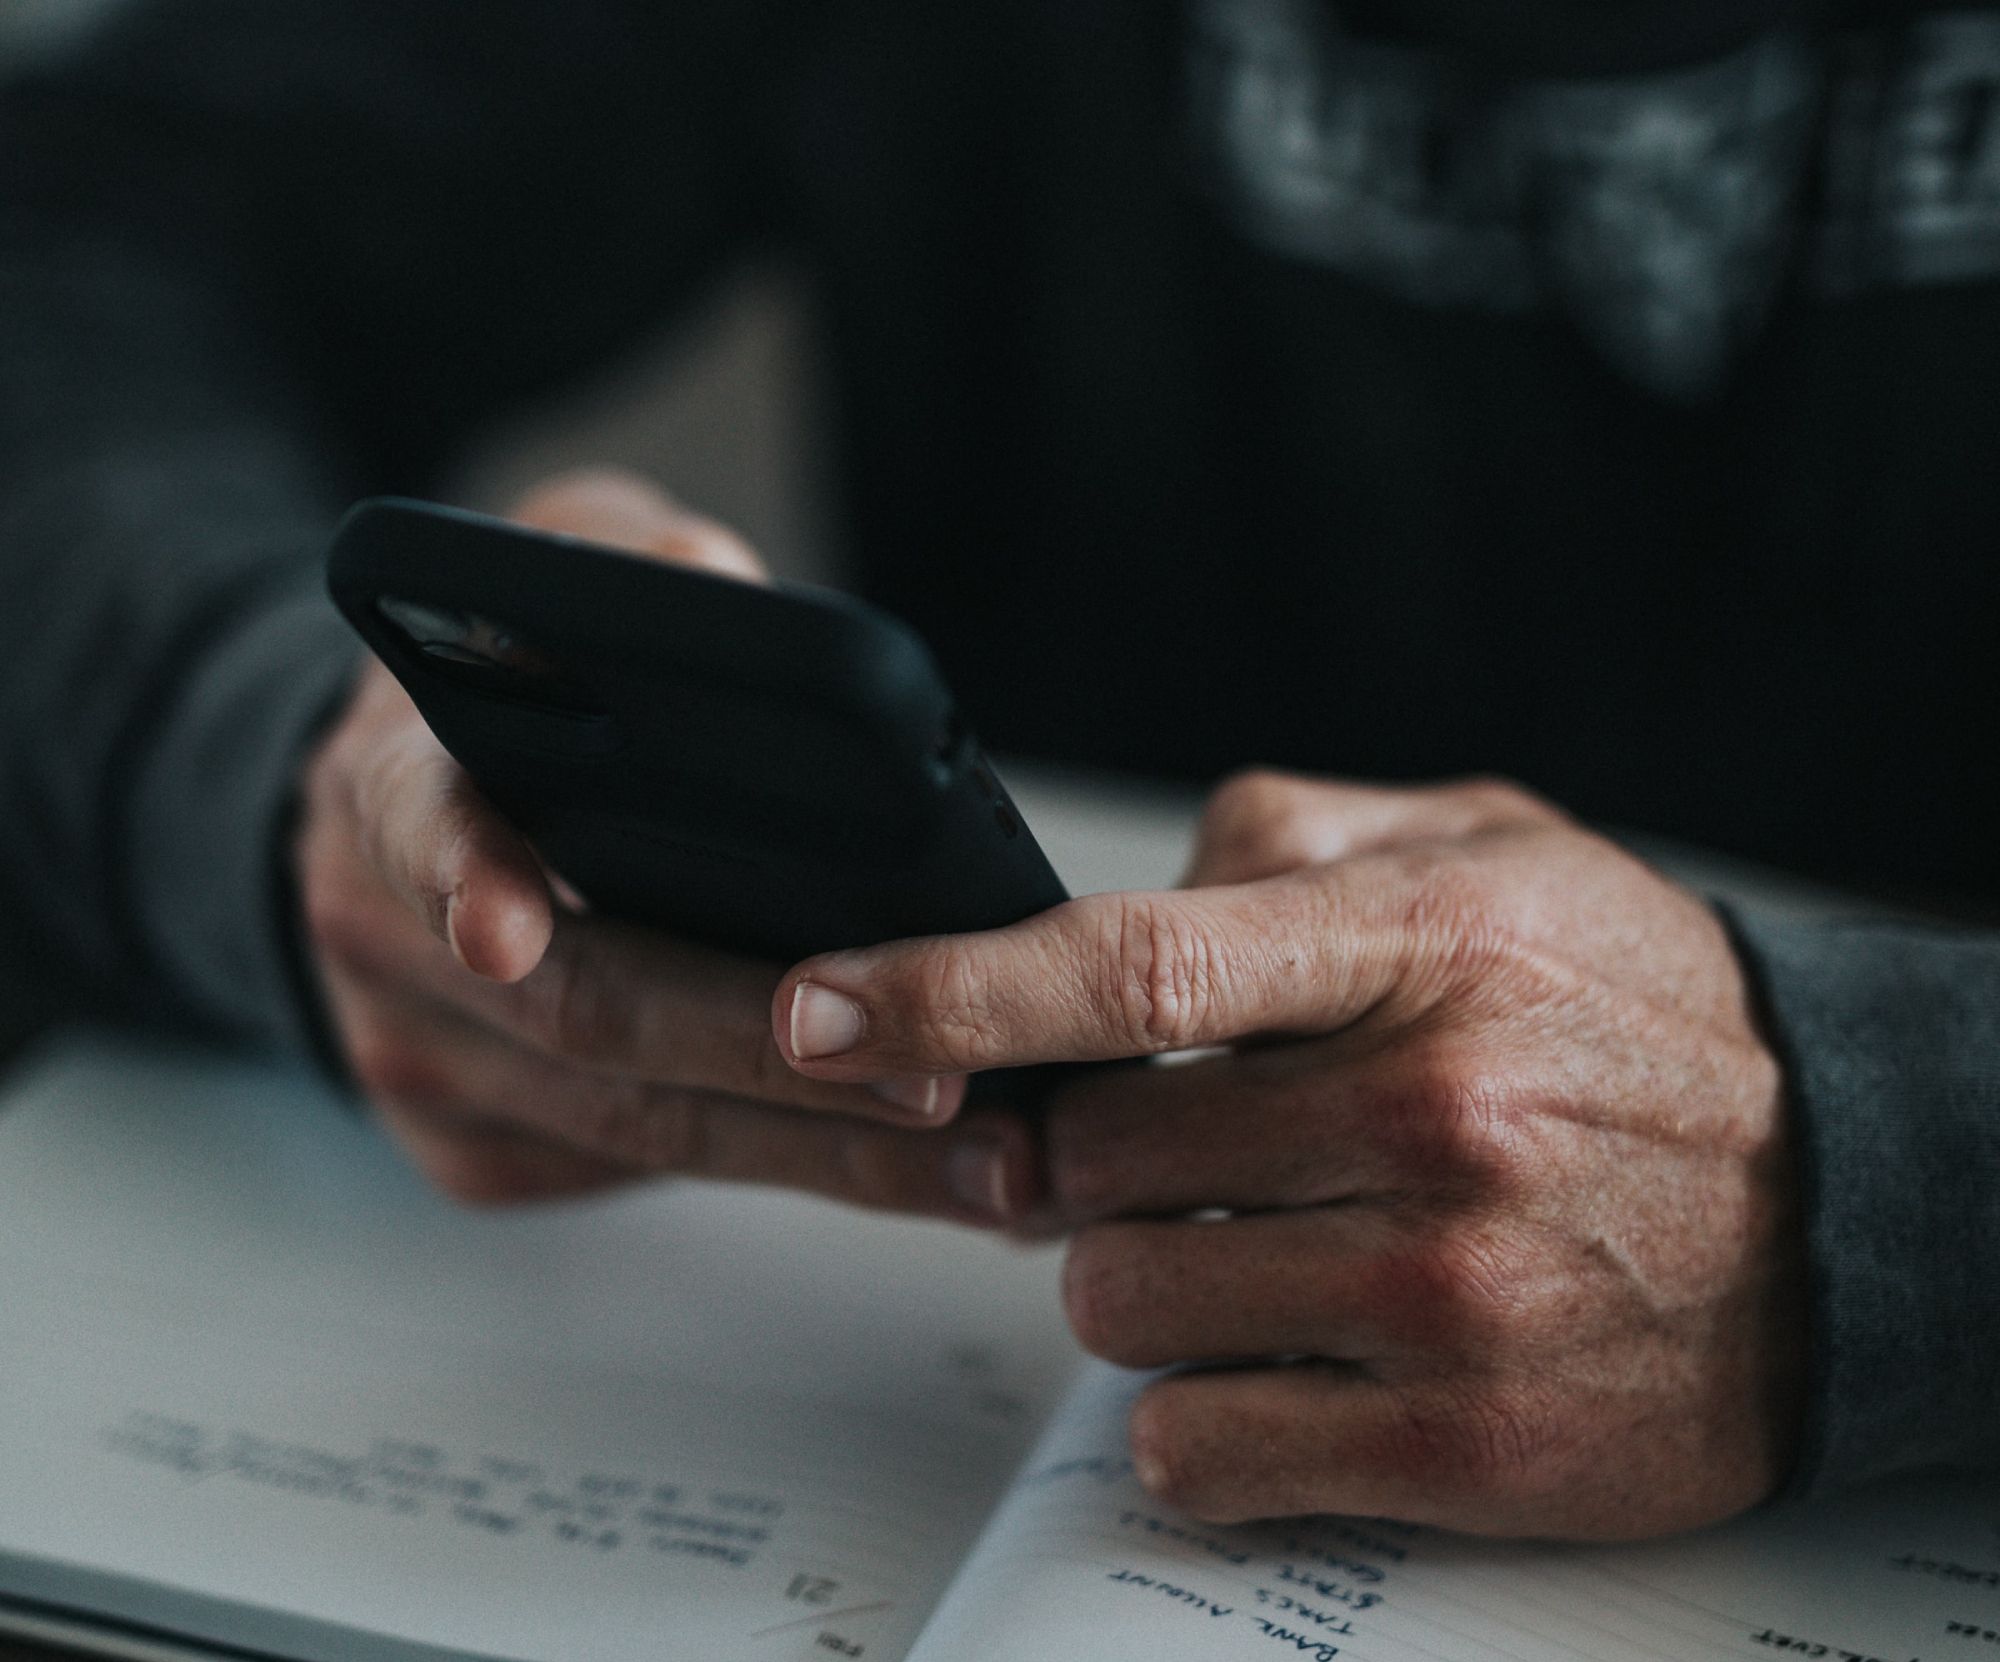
[326,498,1070,964]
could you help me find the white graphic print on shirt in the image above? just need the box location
[1192,0,2000,399]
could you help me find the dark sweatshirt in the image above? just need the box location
[0,0,1995,1497]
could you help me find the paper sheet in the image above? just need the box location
[908,1363,2000,1662]
[2,766,1955,1662]
[0,1040,1083,1662]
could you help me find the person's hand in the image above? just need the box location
[296,467,1031,1214]
[773,772,1806,1539]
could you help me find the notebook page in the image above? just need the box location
[909,1362,2000,1662]
[0,1038,1083,1662]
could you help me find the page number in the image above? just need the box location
[787,1574,840,1605]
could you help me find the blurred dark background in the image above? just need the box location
[0,0,849,1088]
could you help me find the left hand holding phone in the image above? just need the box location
[295,468,1035,1225]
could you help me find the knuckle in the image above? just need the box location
[1354,1047,1518,1190]
[1395,861,1564,1005]
[1199,769,1326,874]
[1204,768,1299,834]
[1369,1228,1517,1355]
[1437,1072,1518,1183]
[1370,1383,1553,1499]
[1061,1231,1155,1361]
[1397,856,1501,946]
[1103,895,1218,1053]
[1451,774,1560,827]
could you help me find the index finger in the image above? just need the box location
[773,868,1441,1082]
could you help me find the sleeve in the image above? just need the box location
[0,0,818,1055]
[1726,910,2000,1493]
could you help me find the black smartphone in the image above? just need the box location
[326,497,1070,963]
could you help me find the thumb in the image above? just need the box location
[772,873,1428,1081]
[347,667,555,983]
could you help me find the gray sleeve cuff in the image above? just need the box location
[126,574,362,1060]
[1726,909,2000,1495]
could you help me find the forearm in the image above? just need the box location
[0,231,362,1049]
[1729,910,2000,1492]
[0,0,810,1050]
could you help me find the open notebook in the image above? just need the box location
[3,767,1995,1662]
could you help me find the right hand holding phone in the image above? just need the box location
[295,468,1032,1220]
